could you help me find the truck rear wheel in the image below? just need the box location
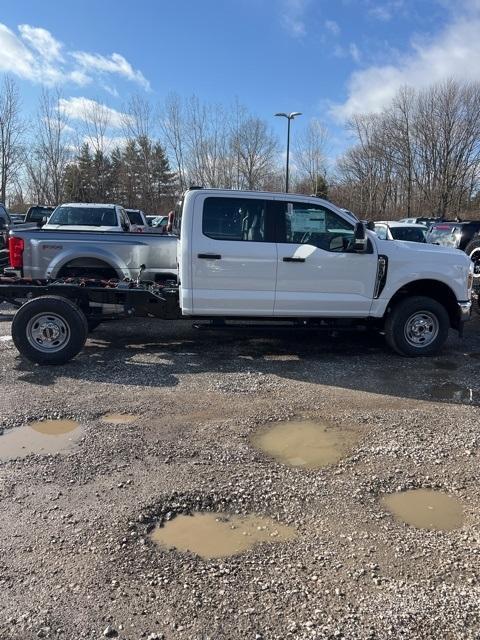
[12,296,88,365]
[384,296,449,357]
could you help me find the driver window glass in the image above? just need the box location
[284,203,354,251]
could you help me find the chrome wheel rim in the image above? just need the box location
[26,313,70,353]
[404,311,439,348]
[470,249,480,279]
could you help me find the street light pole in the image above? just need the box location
[275,111,302,193]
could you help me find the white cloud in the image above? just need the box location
[331,14,480,120]
[19,24,63,62]
[71,52,150,90]
[59,97,131,129]
[0,22,150,93]
[325,20,340,36]
[281,0,309,37]
[0,23,36,79]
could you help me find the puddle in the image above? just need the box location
[429,383,474,403]
[252,419,359,468]
[382,489,464,530]
[101,413,138,424]
[0,419,82,460]
[150,512,296,559]
[433,360,459,371]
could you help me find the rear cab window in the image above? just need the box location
[202,197,268,242]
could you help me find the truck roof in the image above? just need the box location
[60,202,119,209]
[184,188,350,215]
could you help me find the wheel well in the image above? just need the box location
[386,279,459,328]
[57,258,119,280]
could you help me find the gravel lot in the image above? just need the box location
[1,303,480,640]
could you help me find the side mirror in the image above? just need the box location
[353,222,368,253]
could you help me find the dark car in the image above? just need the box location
[24,205,55,226]
[427,221,480,251]
[0,203,13,250]
[427,221,480,286]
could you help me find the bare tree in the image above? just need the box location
[0,76,24,204]
[24,89,72,205]
[294,118,328,195]
[231,116,277,190]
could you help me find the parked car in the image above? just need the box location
[43,203,132,232]
[0,203,13,250]
[9,213,26,224]
[146,215,157,227]
[150,215,168,232]
[374,221,427,243]
[2,187,473,364]
[126,209,149,232]
[25,205,55,226]
[427,221,480,285]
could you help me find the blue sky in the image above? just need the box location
[1,0,480,162]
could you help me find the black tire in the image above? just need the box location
[12,295,88,365]
[384,296,450,357]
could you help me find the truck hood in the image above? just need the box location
[375,236,470,264]
[43,224,122,232]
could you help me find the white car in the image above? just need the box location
[44,203,132,232]
[374,221,427,243]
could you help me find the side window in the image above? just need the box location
[203,197,266,242]
[375,225,387,240]
[283,202,354,252]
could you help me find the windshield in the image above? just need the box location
[48,206,117,227]
[427,224,460,247]
[390,227,426,243]
[127,211,144,225]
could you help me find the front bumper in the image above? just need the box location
[457,301,472,336]
[458,301,472,322]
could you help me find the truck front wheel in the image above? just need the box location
[384,296,450,357]
[12,296,88,365]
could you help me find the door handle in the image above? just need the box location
[198,253,222,260]
[283,256,305,263]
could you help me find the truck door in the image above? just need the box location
[191,195,277,315]
[274,200,378,316]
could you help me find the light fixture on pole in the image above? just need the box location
[275,111,302,193]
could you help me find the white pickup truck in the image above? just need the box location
[0,188,473,364]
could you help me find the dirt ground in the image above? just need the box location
[1,305,479,640]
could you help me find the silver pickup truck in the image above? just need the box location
[5,227,178,282]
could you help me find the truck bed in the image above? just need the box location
[7,228,178,282]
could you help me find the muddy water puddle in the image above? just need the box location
[252,419,359,468]
[0,419,82,460]
[382,489,464,530]
[150,512,296,559]
[101,413,138,424]
[429,383,475,403]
